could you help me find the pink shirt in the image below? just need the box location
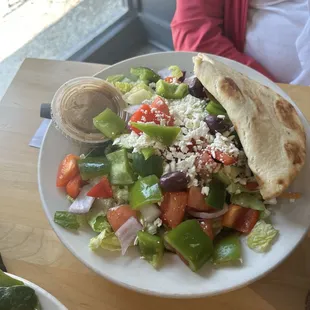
[171,0,275,81]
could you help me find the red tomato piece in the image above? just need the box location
[195,151,220,178]
[56,154,79,187]
[213,150,238,166]
[199,219,214,240]
[160,192,188,228]
[150,96,170,115]
[235,208,259,233]
[129,104,155,134]
[245,181,259,191]
[222,204,259,234]
[164,76,175,83]
[222,204,244,228]
[150,97,174,126]
[87,177,113,198]
[66,175,83,199]
[187,187,212,211]
[107,205,138,232]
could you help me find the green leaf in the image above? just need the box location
[106,74,125,83]
[114,81,133,94]
[0,270,24,287]
[132,153,163,178]
[89,230,121,251]
[54,211,80,230]
[247,220,278,253]
[168,65,183,79]
[86,200,114,232]
[0,286,39,310]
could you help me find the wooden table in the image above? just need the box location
[1,58,310,310]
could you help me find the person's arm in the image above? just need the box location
[171,0,274,80]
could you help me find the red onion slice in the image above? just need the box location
[115,216,142,255]
[123,104,142,115]
[68,184,95,214]
[187,204,228,219]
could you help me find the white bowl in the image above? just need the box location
[38,52,310,297]
[6,273,67,309]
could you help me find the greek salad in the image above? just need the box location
[54,65,281,271]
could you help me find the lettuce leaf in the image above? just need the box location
[122,83,154,105]
[89,230,121,251]
[114,82,133,94]
[54,211,80,230]
[168,65,183,79]
[86,199,114,232]
[247,220,278,253]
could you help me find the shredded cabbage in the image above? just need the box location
[247,220,278,253]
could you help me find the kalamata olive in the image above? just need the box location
[159,171,189,192]
[204,114,231,134]
[184,76,206,98]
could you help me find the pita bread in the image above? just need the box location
[193,53,306,200]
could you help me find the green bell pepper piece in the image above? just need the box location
[130,122,180,146]
[132,153,163,178]
[141,147,155,160]
[129,175,163,209]
[212,234,241,265]
[205,179,226,209]
[93,108,126,139]
[106,149,135,185]
[130,67,161,83]
[106,74,125,83]
[85,140,119,158]
[164,220,213,272]
[137,231,164,268]
[155,79,189,99]
[78,156,110,180]
[231,193,265,211]
[206,101,227,116]
[214,171,231,186]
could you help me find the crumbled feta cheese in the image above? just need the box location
[217,115,226,119]
[201,186,210,195]
[154,218,162,227]
[114,131,166,153]
[144,218,163,235]
[264,198,277,205]
[210,132,239,158]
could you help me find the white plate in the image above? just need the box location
[38,52,310,298]
[5,273,67,309]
